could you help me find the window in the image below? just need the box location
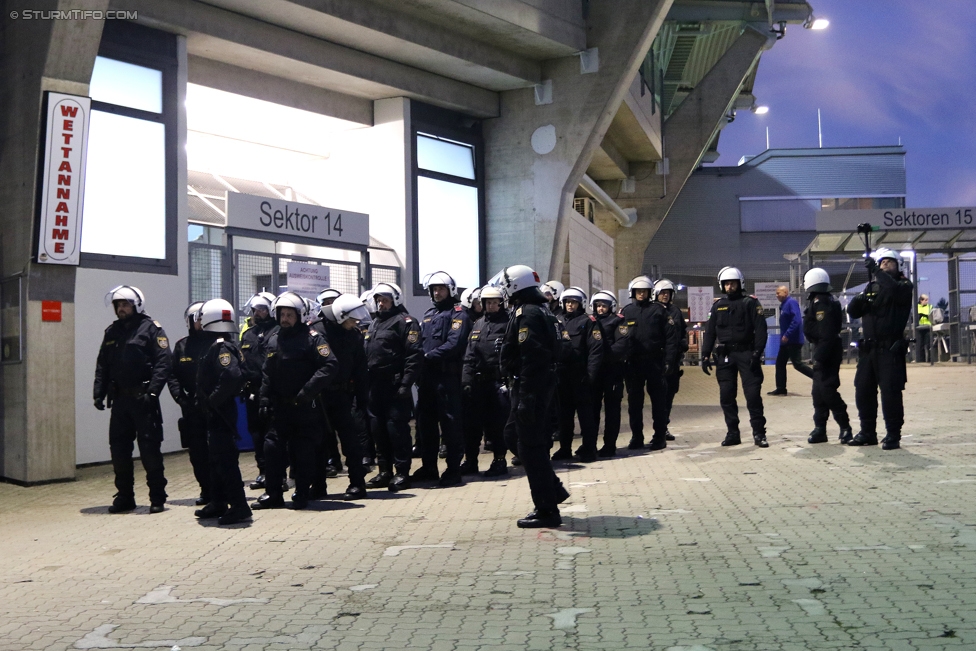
[79,23,177,273]
[411,103,484,295]
[821,197,905,210]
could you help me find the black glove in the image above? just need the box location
[751,352,763,371]
[396,385,411,400]
[865,256,878,273]
[462,384,473,397]
[94,397,105,411]
[701,358,712,376]
[140,393,157,409]
[516,394,536,425]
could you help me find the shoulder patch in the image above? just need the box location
[404,317,413,323]
[317,343,331,357]
[517,327,528,343]
[816,311,825,321]
[618,324,629,336]
[218,351,231,367]
[562,330,571,341]
[589,315,596,321]
[756,305,764,315]
[668,317,675,325]
[451,319,462,330]
[516,307,523,317]
[156,336,168,349]
[592,329,602,341]
[454,305,462,311]
[153,320,161,327]
[407,331,419,343]
[216,337,224,343]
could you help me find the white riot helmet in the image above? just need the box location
[329,294,372,325]
[561,286,587,310]
[105,285,145,314]
[653,279,676,301]
[803,268,833,294]
[590,290,617,313]
[360,289,377,314]
[243,291,275,316]
[271,291,309,323]
[373,282,403,308]
[460,286,481,310]
[871,247,899,265]
[183,301,205,330]
[628,275,654,297]
[479,285,507,308]
[199,299,238,333]
[542,280,565,301]
[717,266,745,291]
[423,271,458,299]
[316,288,341,306]
[488,264,543,300]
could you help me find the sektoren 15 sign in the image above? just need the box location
[37,92,91,265]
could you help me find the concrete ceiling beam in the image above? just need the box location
[666,0,812,24]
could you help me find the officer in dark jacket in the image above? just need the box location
[495,265,569,528]
[239,291,277,490]
[363,282,423,492]
[166,302,211,506]
[654,279,688,441]
[589,291,631,457]
[802,269,852,445]
[254,292,339,510]
[414,271,471,487]
[701,267,769,447]
[461,285,511,476]
[192,299,252,525]
[459,286,485,471]
[551,286,603,463]
[621,275,679,451]
[846,248,914,449]
[94,285,171,513]
[309,294,370,500]
[311,288,344,477]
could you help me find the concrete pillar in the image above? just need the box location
[482,0,672,280]
[613,26,769,285]
[0,0,107,483]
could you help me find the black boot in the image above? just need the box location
[597,445,616,458]
[248,475,265,490]
[218,504,252,525]
[647,436,667,451]
[807,427,828,444]
[459,459,479,475]
[438,467,463,487]
[365,471,393,489]
[721,432,741,447]
[551,447,573,461]
[251,493,285,510]
[309,484,329,500]
[838,427,854,444]
[388,474,411,492]
[627,436,644,450]
[483,459,508,477]
[108,496,136,514]
[753,432,769,448]
[517,509,562,528]
[411,466,439,482]
[665,430,676,441]
[848,431,878,446]
[195,492,211,506]
[195,502,227,519]
[881,433,901,450]
[343,486,367,500]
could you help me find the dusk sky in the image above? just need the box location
[715,0,976,209]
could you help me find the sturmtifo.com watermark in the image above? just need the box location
[9,9,138,20]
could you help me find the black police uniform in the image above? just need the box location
[364,304,423,485]
[701,290,768,445]
[459,305,487,471]
[93,312,171,510]
[620,298,679,449]
[195,333,250,523]
[554,311,604,461]
[664,302,689,436]
[500,293,569,526]
[310,317,369,496]
[167,329,212,503]
[258,322,338,507]
[803,293,851,441]
[846,263,913,447]
[240,315,278,485]
[461,308,511,472]
[416,299,471,481]
[592,310,632,454]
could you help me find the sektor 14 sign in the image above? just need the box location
[37,92,91,265]
[226,192,369,247]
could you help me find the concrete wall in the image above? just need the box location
[566,208,615,297]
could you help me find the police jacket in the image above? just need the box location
[620,299,678,366]
[196,333,245,411]
[421,299,471,369]
[701,291,768,358]
[365,305,423,387]
[259,322,338,405]
[461,309,508,385]
[500,297,560,396]
[665,303,690,356]
[847,269,913,343]
[311,317,369,404]
[804,294,845,366]
[559,311,604,383]
[167,330,212,405]
[94,313,172,401]
[240,316,278,396]
[596,312,632,379]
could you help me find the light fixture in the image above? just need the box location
[752,105,769,115]
[804,15,829,30]
[900,250,915,259]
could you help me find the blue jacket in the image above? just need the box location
[779,296,804,345]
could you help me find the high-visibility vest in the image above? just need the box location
[918,303,932,326]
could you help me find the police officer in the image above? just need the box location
[313,288,344,478]
[414,271,471,487]
[309,294,371,499]
[552,287,603,463]
[701,267,769,448]
[363,282,423,492]
[357,288,378,467]
[654,279,688,441]
[192,299,252,525]
[94,285,171,513]
[590,291,631,457]
[166,302,211,506]
[542,281,565,317]
[239,291,277,490]
[494,265,570,528]
[461,285,511,476]
[621,276,679,451]
[459,286,485,471]
[802,269,853,445]
[254,292,339,510]
[846,248,914,450]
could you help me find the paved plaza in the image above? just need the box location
[2,364,975,650]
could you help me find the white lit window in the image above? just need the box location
[81,111,166,258]
[417,133,475,179]
[417,177,479,289]
[89,56,163,114]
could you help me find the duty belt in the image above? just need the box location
[113,384,148,398]
[717,342,754,353]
